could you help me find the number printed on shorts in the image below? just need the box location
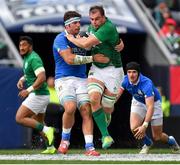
[58,85,63,92]
[88,70,94,76]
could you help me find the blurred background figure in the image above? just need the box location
[157,86,170,117]
[153,2,171,28]
[160,18,179,36]
[47,76,59,105]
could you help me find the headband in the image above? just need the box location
[64,17,81,26]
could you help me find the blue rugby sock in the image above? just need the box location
[61,132,71,141]
[143,135,153,146]
[85,143,94,150]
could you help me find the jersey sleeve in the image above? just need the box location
[31,56,44,74]
[54,34,69,53]
[121,76,127,90]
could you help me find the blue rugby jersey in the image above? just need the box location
[53,31,87,79]
[121,74,161,104]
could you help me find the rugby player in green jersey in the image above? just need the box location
[67,6,124,149]
[16,36,55,154]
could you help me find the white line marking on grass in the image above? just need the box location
[0,154,180,161]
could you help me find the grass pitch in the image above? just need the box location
[0,148,180,164]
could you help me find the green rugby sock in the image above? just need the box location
[35,123,44,132]
[92,107,109,137]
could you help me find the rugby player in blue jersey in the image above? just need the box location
[52,11,112,156]
[117,61,180,154]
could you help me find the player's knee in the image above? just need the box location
[15,113,23,124]
[65,108,76,116]
[101,95,116,109]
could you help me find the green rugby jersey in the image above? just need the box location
[23,51,49,95]
[88,18,122,68]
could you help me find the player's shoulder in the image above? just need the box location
[29,51,41,61]
[122,75,129,84]
[140,74,153,88]
[55,31,66,41]
[104,18,117,30]
[140,74,152,83]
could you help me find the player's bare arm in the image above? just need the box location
[17,76,25,90]
[144,96,155,124]
[18,70,46,99]
[60,48,109,64]
[66,34,100,49]
[134,96,154,140]
[115,39,124,52]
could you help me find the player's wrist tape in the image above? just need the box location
[73,55,93,64]
[142,122,149,128]
[20,76,25,81]
[26,86,34,93]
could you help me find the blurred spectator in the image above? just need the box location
[174,37,180,64]
[160,18,179,46]
[0,40,8,59]
[153,2,171,28]
[47,76,59,105]
[159,18,180,62]
[157,86,170,117]
[173,37,180,55]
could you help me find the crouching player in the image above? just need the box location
[117,61,180,154]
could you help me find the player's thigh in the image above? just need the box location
[130,99,146,130]
[152,100,163,119]
[22,93,49,115]
[16,104,35,120]
[130,112,144,131]
[55,77,77,107]
[97,66,123,94]
[75,79,91,116]
[151,118,163,138]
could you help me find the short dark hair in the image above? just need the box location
[63,11,81,22]
[19,36,33,47]
[89,5,105,16]
[126,62,141,73]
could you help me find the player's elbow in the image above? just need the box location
[38,73,46,83]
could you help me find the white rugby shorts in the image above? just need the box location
[55,76,89,109]
[22,93,50,114]
[131,98,163,126]
[88,64,124,94]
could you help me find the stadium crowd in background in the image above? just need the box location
[15,36,55,154]
[116,61,180,154]
[143,0,180,63]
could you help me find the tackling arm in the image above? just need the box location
[66,34,100,49]
[60,48,109,65]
